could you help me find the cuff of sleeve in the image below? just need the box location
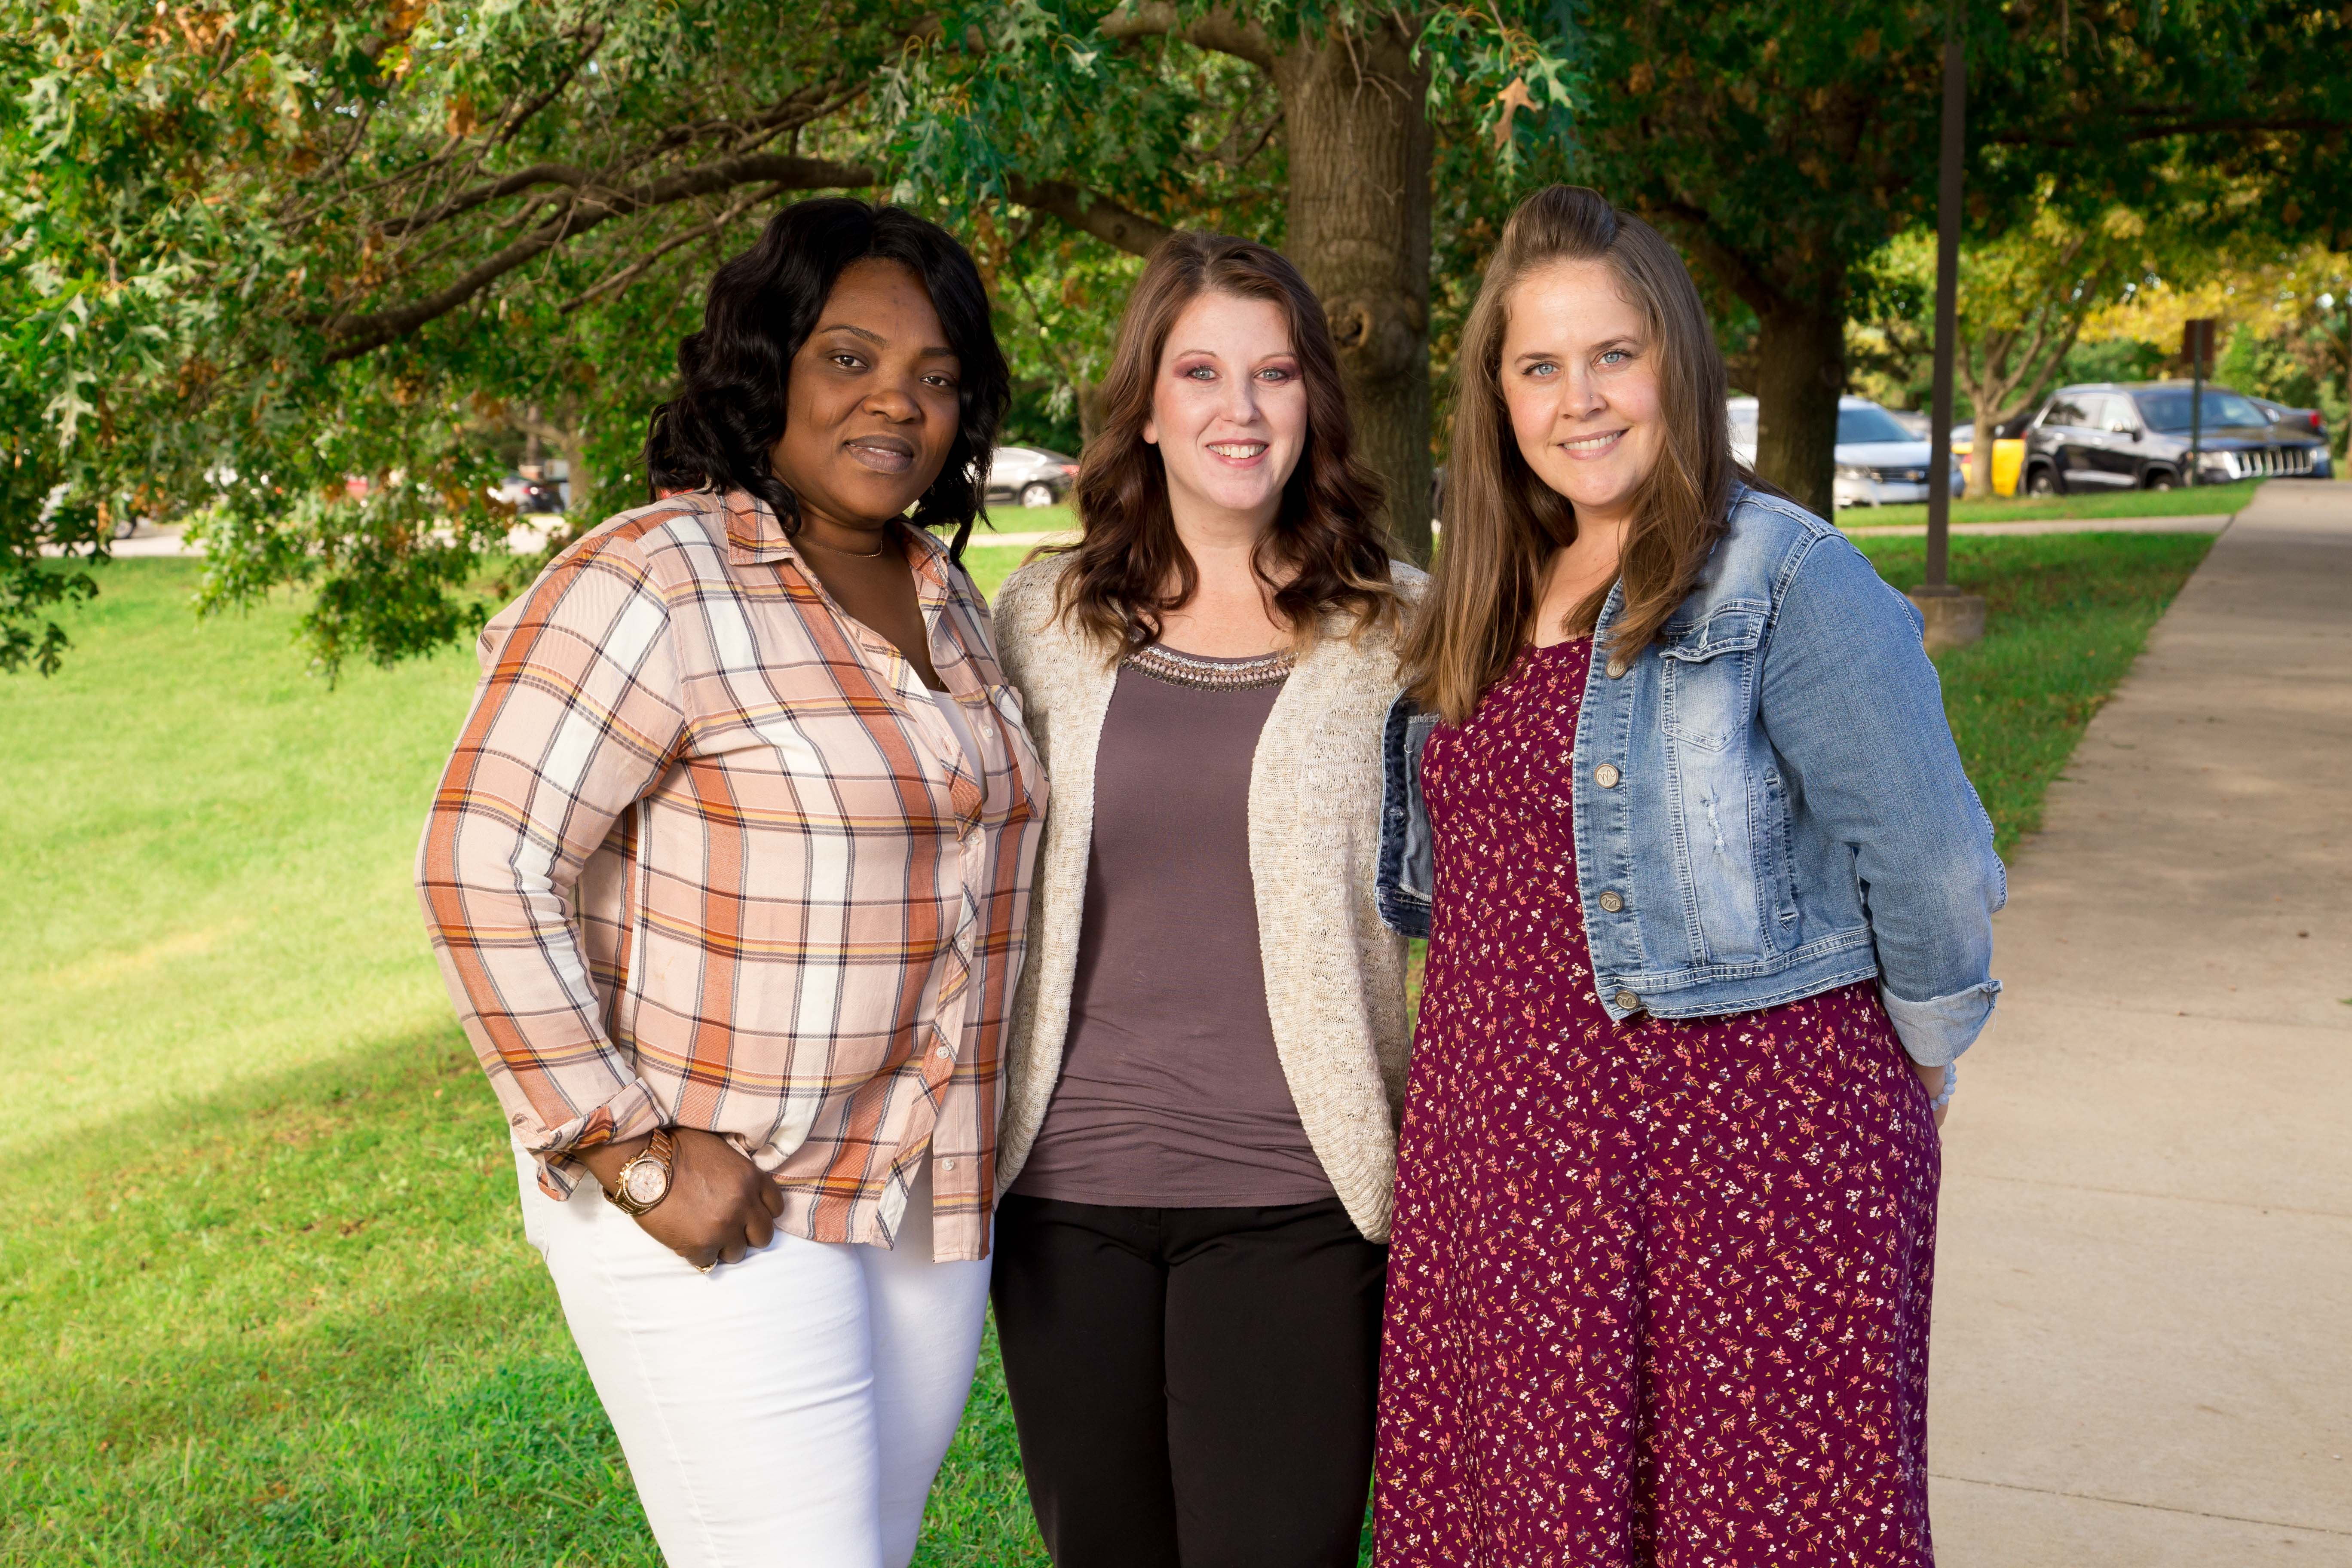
[1880,979,2002,1068]
[518,1079,665,1199]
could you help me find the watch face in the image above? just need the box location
[622,1158,669,1207]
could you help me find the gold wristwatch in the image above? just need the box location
[604,1128,678,1216]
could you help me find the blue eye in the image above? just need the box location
[1599,349,1631,367]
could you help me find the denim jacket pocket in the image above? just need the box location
[1657,608,1770,963]
[1658,607,1766,752]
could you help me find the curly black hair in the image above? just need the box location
[646,198,1010,561]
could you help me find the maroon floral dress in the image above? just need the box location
[1374,637,1940,1568]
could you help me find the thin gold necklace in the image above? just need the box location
[796,529,889,560]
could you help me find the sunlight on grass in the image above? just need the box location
[971,503,1077,545]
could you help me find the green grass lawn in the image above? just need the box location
[971,504,1077,543]
[1849,476,2260,529]
[0,528,2211,1565]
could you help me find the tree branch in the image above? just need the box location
[1100,3,1278,72]
[378,92,837,239]
[554,183,781,314]
[494,23,606,147]
[1005,177,1174,257]
[323,155,876,359]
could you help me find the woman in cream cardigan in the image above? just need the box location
[989,231,1420,1567]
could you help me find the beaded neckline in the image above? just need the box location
[1123,643,1295,692]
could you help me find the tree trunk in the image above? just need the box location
[1270,20,1433,563]
[554,436,592,518]
[1750,294,1845,518]
[1967,426,1996,498]
[1955,361,2002,499]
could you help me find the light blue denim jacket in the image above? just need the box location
[1378,487,2005,1066]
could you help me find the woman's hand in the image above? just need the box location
[575,1127,785,1269]
[1910,1060,1952,1130]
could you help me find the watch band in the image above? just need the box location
[605,1128,677,1216]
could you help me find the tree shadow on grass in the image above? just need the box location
[0,1026,661,1566]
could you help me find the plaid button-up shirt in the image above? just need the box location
[418,490,1044,1260]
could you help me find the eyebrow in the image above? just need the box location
[1513,337,1639,363]
[1167,346,1298,361]
[813,322,958,358]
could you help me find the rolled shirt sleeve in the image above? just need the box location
[1759,533,2007,1067]
[417,528,687,1191]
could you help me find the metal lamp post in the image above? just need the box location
[1910,0,1987,653]
[2182,317,2218,487]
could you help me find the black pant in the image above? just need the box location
[990,1194,1386,1568]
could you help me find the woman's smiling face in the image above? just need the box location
[1143,290,1308,530]
[1500,258,1665,528]
[769,258,963,529]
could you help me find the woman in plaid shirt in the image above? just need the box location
[418,200,1043,1568]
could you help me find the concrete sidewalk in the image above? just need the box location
[1928,480,2352,1562]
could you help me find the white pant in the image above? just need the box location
[515,1148,992,1568]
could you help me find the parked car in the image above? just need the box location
[2019,382,2334,494]
[1727,395,1963,507]
[986,445,1081,507]
[496,472,567,514]
[2249,393,2328,443]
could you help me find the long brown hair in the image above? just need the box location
[1052,231,1400,656]
[1402,185,1748,723]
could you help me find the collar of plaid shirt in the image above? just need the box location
[419,490,1046,1261]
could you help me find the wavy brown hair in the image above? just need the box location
[1051,231,1400,656]
[1402,185,1758,723]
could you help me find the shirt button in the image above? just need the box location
[1606,658,1628,679]
[941,1158,956,1172]
[1594,763,1621,788]
[1613,988,1640,1011]
[936,1044,952,1059]
[1597,890,1624,913]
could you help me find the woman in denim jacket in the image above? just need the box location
[1369,185,2002,1567]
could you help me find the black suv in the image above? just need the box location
[2021,381,2333,494]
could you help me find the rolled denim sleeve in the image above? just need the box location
[1759,534,2006,1066]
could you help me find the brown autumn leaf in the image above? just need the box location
[1493,76,1537,150]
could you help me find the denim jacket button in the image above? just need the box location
[1597,890,1625,913]
[1594,763,1621,788]
[1605,658,1628,678]
[1612,989,1640,1011]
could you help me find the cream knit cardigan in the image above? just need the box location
[991,554,1425,1243]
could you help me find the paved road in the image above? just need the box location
[1928,479,2352,1562]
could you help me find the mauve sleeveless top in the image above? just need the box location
[1010,653,1334,1208]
